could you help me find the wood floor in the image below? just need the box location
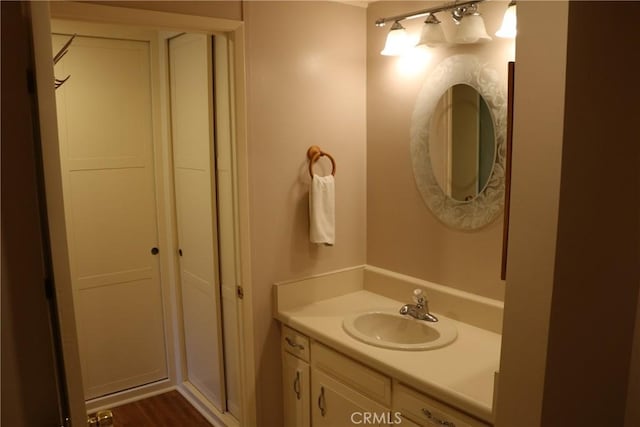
[109,391,212,426]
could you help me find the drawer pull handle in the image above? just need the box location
[318,386,326,417]
[293,371,301,400]
[421,408,456,427]
[285,336,305,350]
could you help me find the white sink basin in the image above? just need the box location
[342,311,457,351]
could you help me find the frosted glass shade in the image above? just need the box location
[417,21,448,47]
[454,14,492,44]
[496,3,517,38]
[381,22,410,56]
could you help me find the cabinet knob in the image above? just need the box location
[151,247,159,255]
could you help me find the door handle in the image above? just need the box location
[285,336,304,350]
[421,408,455,426]
[293,371,301,400]
[318,386,326,417]
[151,247,159,255]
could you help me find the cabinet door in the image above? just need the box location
[312,368,393,427]
[283,352,310,427]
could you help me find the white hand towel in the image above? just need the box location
[309,174,335,246]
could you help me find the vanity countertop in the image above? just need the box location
[276,289,501,423]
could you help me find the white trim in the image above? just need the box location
[226,23,259,427]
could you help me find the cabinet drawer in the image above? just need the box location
[393,383,491,427]
[282,325,310,361]
[311,341,391,406]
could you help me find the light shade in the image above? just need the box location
[416,14,448,47]
[496,2,517,38]
[454,13,492,44]
[381,21,410,56]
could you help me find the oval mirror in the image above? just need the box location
[410,54,506,230]
[428,84,495,202]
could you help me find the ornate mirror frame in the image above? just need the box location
[410,54,507,230]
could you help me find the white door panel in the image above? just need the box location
[67,168,156,277]
[53,34,167,399]
[55,37,151,162]
[174,168,216,279]
[76,278,166,398]
[169,33,226,410]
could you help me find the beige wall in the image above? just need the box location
[540,2,640,424]
[244,1,367,424]
[497,1,640,425]
[366,1,514,302]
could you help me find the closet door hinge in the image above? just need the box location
[236,285,244,299]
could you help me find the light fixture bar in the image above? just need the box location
[375,0,486,27]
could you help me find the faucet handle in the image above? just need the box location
[412,288,425,304]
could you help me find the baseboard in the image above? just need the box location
[85,379,175,413]
[177,382,239,427]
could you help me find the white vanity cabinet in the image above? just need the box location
[281,325,491,427]
[282,326,311,427]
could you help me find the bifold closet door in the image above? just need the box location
[53,34,167,399]
[169,33,226,410]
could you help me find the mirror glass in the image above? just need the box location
[428,84,495,202]
[410,54,506,230]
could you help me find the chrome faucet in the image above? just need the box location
[399,289,438,322]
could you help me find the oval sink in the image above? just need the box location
[342,311,457,351]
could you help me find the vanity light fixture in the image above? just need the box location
[376,0,491,54]
[496,0,517,38]
[417,14,448,48]
[453,4,492,44]
[380,21,410,56]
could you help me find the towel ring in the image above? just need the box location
[307,145,336,178]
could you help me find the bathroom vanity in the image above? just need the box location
[274,266,502,427]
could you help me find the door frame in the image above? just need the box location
[29,2,256,426]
